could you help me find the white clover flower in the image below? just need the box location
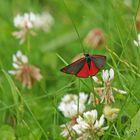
[14,12,36,29]
[134,33,140,47]
[12,12,54,44]
[58,93,88,118]
[13,12,36,44]
[103,105,120,121]
[72,109,108,139]
[8,51,42,88]
[34,12,54,32]
[9,51,28,72]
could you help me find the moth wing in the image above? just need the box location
[91,55,106,70]
[60,58,85,75]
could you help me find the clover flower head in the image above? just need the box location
[34,12,54,32]
[8,51,42,88]
[72,109,108,139]
[84,28,105,49]
[14,12,36,29]
[58,92,88,118]
[103,105,120,121]
[12,11,54,44]
[92,68,127,104]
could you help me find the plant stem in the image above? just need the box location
[113,124,121,139]
[90,76,98,107]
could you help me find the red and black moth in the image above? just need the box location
[60,54,106,78]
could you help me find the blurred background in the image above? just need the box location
[0,0,140,139]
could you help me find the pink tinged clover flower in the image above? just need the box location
[84,28,105,49]
[92,68,127,104]
[8,51,42,88]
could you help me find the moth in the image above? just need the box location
[60,54,106,78]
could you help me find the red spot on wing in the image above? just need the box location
[76,62,89,78]
[89,61,99,76]
[92,55,106,59]
[70,71,75,74]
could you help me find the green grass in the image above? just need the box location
[0,0,140,139]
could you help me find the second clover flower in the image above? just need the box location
[9,51,42,88]
[12,12,54,44]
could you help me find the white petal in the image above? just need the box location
[113,87,127,94]
[76,116,89,129]
[102,126,109,130]
[109,68,114,81]
[102,70,109,82]
[16,51,22,58]
[138,34,140,42]
[33,12,54,32]
[8,70,16,75]
[92,76,102,84]
[14,14,22,28]
[79,92,88,103]
[79,104,86,114]
[21,55,28,63]
[12,54,17,62]
[12,63,19,69]
[94,120,99,128]
[83,110,97,124]
[98,114,105,127]
[134,40,139,47]
[77,116,84,124]
[29,12,36,22]
[26,22,33,29]
[58,94,83,118]
[72,124,83,135]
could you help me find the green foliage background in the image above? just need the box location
[0,0,140,139]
